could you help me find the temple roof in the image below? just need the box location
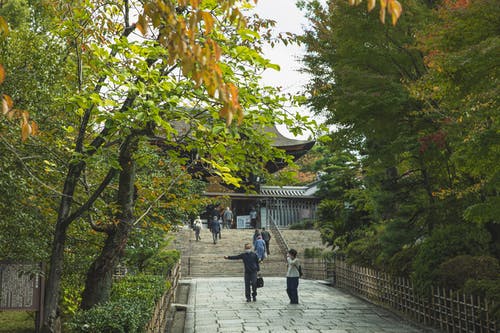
[265,126,314,148]
[264,126,315,173]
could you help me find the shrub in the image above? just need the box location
[143,249,180,276]
[304,247,324,258]
[436,255,500,290]
[68,274,170,333]
[345,235,382,267]
[68,299,152,333]
[463,279,500,321]
[289,219,315,230]
[411,223,491,294]
[385,246,419,278]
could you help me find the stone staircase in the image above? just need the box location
[169,226,326,278]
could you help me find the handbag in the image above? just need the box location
[256,274,264,288]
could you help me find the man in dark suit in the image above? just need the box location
[224,243,260,302]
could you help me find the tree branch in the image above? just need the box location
[63,167,118,225]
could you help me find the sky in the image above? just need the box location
[254,0,309,97]
[253,0,315,139]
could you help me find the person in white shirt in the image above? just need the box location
[286,248,300,304]
[193,216,202,241]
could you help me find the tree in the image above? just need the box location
[299,0,435,266]
[32,1,309,331]
[300,0,499,288]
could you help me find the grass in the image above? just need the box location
[0,311,35,333]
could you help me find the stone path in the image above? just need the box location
[182,277,438,333]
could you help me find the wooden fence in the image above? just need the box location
[303,257,498,333]
[144,260,182,333]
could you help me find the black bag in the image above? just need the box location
[298,265,303,278]
[256,275,264,288]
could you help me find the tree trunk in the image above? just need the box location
[41,163,84,333]
[80,223,131,309]
[80,135,138,309]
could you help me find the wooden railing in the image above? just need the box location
[144,260,182,333]
[333,258,498,333]
[268,216,289,260]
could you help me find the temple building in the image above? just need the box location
[203,126,319,229]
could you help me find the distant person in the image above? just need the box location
[254,235,266,262]
[223,207,233,229]
[252,229,261,247]
[224,243,260,302]
[260,227,271,255]
[217,216,223,239]
[249,207,257,228]
[211,217,221,244]
[193,216,202,241]
[286,248,300,304]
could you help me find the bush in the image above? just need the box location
[143,249,180,276]
[289,219,315,230]
[304,247,324,258]
[68,299,152,333]
[385,246,419,278]
[463,279,500,321]
[436,255,500,290]
[411,223,491,294]
[68,274,170,333]
[345,234,382,267]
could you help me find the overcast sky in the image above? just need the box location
[253,1,317,139]
[254,0,309,96]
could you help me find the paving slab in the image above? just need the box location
[181,277,439,333]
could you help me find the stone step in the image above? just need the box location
[170,227,327,278]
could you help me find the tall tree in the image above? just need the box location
[408,0,500,255]
[300,0,499,289]
[299,0,435,263]
[34,1,309,331]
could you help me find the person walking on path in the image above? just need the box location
[224,243,261,302]
[193,216,202,241]
[254,235,266,262]
[261,227,271,255]
[211,217,221,244]
[286,248,300,304]
[222,206,233,229]
[252,229,261,248]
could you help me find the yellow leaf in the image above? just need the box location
[379,7,386,24]
[21,120,31,142]
[30,121,39,136]
[228,83,239,107]
[2,97,8,115]
[368,0,376,11]
[0,16,9,37]
[225,109,233,126]
[136,14,147,35]
[348,0,356,5]
[202,11,214,34]
[21,110,29,124]
[3,94,13,109]
[2,94,13,115]
[388,0,402,25]
[0,64,5,84]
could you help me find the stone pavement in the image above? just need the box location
[182,277,438,333]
